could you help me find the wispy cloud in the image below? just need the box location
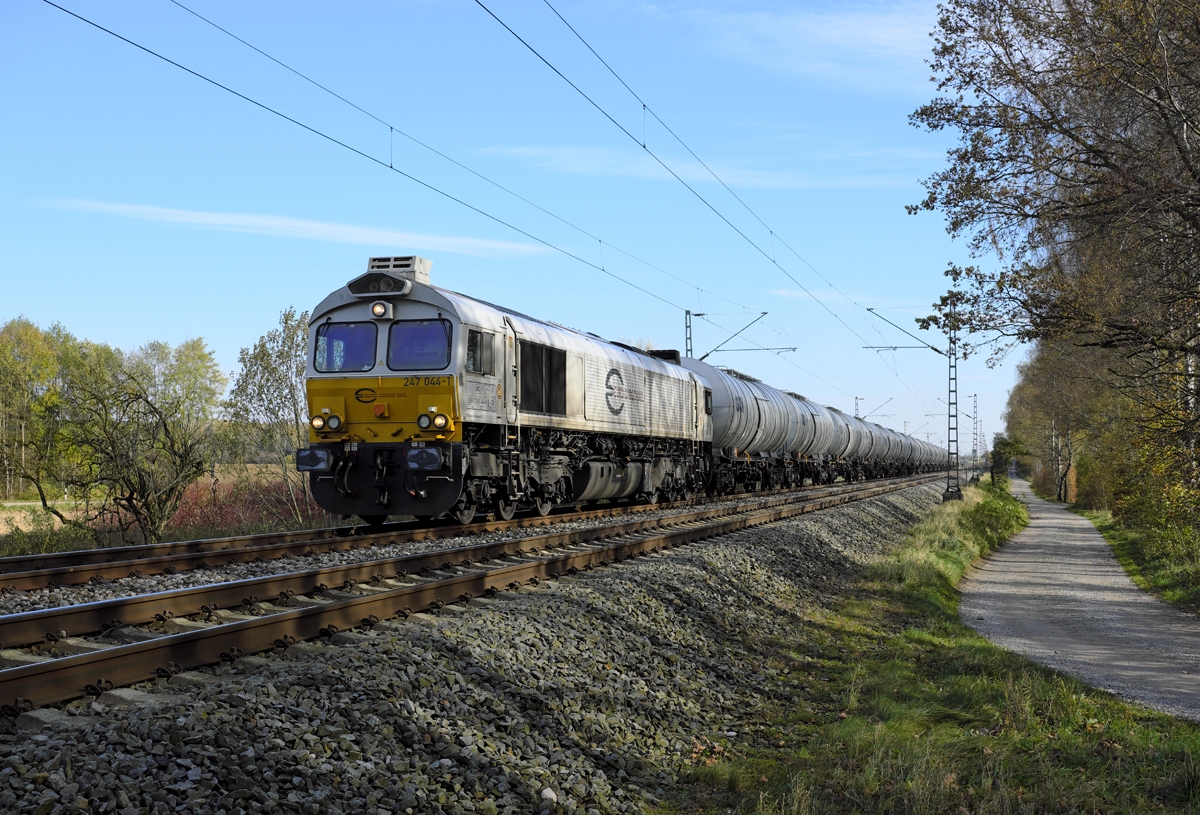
[480,146,916,189]
[52,200,547,257]
[661,2,936,95]
[768,288,925,309]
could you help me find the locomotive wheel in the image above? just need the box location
[534,498,553,517]
[495,498,517,521]
[452,502,477,525]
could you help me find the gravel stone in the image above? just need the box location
[0,483,940,813]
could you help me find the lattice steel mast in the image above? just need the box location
[944,308,963,501]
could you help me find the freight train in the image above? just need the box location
[296,256,945,524]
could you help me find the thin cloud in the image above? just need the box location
[52,200,547,258]
[666,2,935,95]
[768,288,922,308]
[481,146,916,189]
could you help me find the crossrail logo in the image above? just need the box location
[605,369,624,416]
[354,388,377,403]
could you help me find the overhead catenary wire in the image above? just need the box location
[540,0,936,353]
[516,8,958,436]
[698,315,851,398]
[48,0,932,417]
[473,0,874,347]
[164,0,756,317]
[41,0,691,314]
[46,0,863,407]
[154,0,893,403]
[531,0,948,406]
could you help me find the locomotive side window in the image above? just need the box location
[314,322,377,373]
[518,340,566,415]
[465,329,495,375]
[387,319,452,371]
[704,389,713,415]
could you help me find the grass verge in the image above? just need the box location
[665,479,1200,814]
[1076,508,1200,615]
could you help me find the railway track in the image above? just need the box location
[0,482,824,591]
[0,474,939,717]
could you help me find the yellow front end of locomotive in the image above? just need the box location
[306,375,462,444]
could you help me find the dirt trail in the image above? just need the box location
[960,479,1200,721]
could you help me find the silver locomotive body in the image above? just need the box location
[297,256,944,524]
[298,257,711,524]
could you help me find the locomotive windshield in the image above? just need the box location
[388,319,452,371]
[314,322,376,373]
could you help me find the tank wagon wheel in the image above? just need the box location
[495,498,517,522]
[451,502,477,525]
[358,514,388,528]
[534,498,554,517]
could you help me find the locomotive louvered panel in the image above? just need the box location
[645,371,692,437]
[365,256,431,285]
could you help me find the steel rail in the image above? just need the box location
[0,477,880,578]
[0,479,879,591]
[0,481,884,647]
[0,525,350,574]
[0,475,938,712]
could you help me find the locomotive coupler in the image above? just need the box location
[373,449,394,508]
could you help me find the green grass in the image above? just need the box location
[1077,508,1200,615]
[662,479,1200,815]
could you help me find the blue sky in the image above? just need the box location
[2,0,1016,454]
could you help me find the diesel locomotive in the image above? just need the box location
[296,256,945,524]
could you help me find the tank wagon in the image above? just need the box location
[296,257,945,524]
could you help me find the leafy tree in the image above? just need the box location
[912,0,1200,335]
[223,308,320,527]
[1004,341,1133,503]
[17,333,227,545]
[988,433,1024,485]
[0,318,61,499]
[911,0,1200,445]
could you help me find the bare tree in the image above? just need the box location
[223,308,321,528]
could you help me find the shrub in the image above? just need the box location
[0,506,91,557]
[167,480,335,536]
[962,481,1027,551]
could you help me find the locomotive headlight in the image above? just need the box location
[432,413,449,430]
[417,414,433,430]
[370,301,393,319]
[310,415,326,431]
[326,414,342,431]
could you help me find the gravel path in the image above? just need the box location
[0,484,941,815]
[960,479,1200,721]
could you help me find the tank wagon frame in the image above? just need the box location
[296,257,944,524]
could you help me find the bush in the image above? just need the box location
[0,506,91,558]
[166,480,335,537]
[962,481,1027,551]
